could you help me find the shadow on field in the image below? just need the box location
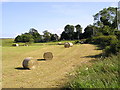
[37,59,46,61]
[92,44,104,50]
[82,53,103,63]
[82,53,103,59]
[15,67,30,70]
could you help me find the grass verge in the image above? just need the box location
[65,53,120,88]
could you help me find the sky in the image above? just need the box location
[1,1,119,38]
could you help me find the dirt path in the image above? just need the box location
[2,44,102,88]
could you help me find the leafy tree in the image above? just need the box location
[60,25,75,40]
[43,30,52,42]
[29,28,42,42]
[75,24,82,33]
[14,33,34,43]
[115,31,120,40]
[90,7,120,56]
[64,25,74,40]
[93,7,118,36]
[93,7,117,29]
[99,25,115,35]
[51,34,59,41]
[83,25,94,38]
[29,28,39,35]
[14,35,22,42]
[60,31,69,40]
[75,24,82,39]
[21,33,34,43]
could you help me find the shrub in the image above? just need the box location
[14,34,34,43]
[92,35,118,48]
[90,35,120,56]
[115,31,120,40]
[85,38,92,44]
[104,40,120,56]
[74,40,79,44]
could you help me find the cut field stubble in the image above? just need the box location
[2,44,102,88]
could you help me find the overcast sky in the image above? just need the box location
[1,1,119,38]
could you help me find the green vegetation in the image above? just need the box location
[64,7,120,89]
[83,7,120,56]
[66,53,120,88]
[2,6,120,88]
[90,35,120,56]
[60,24,83,40]
[14,28,59,43]
[1,38,75,47]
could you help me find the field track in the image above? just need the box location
[2,44,102,88]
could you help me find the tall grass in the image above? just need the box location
[66,53,120,88]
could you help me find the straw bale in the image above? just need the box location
[64,42,70,48]
[68,42,73,47]
[43,52,53,60]
[12,44,19,46]
[22,57,38,69]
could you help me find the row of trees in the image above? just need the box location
[14,7,119,44]
[15,28,59,43]
[60,24,82,40]
[14,23,94,43]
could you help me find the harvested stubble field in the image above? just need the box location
[2,44,102,88]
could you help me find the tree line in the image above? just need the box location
[14,7,120,55]
[14,7,119,42]
[14,23,96,43]
[14,28,59,43]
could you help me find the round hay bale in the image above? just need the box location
[43,52,53,60]
[22,57,38,69]
[58,42,63,45]
[64,42,70,48]
[24,44,28,46]
[68,42,73,47]
[12,43,19,46]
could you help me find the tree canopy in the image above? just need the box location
[93,7,117,29]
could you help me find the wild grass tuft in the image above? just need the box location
[67,53,120,88]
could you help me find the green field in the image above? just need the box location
[2,39,102,88]
[1,38,75,47]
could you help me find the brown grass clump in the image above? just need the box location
[22,57,38,69]
[43,52,53,60]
